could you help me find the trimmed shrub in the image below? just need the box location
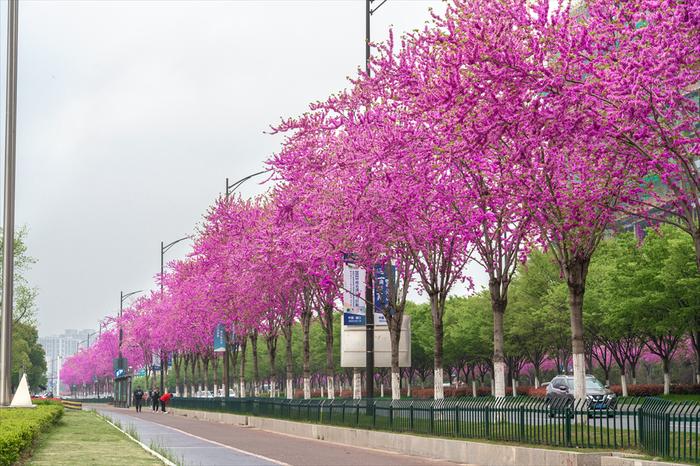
[609,384,700,396]
[0,402,63,465]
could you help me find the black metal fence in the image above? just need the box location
[170,396,699,463]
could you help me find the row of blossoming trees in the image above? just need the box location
[61,0,699,402]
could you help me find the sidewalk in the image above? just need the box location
[93,407,281,466]
[90,405,462,466]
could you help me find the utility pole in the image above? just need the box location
[0,0,19,406]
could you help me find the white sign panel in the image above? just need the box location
[340,315,411,368]
[343,263,366,315]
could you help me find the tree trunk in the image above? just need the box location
[388,313,403,400]
[239,338,247,398]
[430,293,445,399]
[322,305,335,400]
[662,358,671,395]
[203,357,209,393]
[301,310,312,399]
[490,286,507,398]
[565,257,590,404]
[266,333,278,399]
[283,322,294,399]
[231,344,239,397]
[250,331,259,396]
[353,368,362,399]
[174,353,182,397]
[620,366,628,397]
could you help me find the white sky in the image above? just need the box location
[0,0,485,337]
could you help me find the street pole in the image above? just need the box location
[160,236,189,394]
[223,332,230,398]
[364,0,373,401]
[0,0,19,407]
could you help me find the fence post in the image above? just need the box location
[519,405,525,442]
[565,404,572,447]
[410,403,414,430]
[430,403,435,434]
[455,404,461,437]
[373,401,377,427]
[484,406,491,438]
[663,412,670,458]
[389,404,394,430]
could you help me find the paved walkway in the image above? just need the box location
[91,405,464,466]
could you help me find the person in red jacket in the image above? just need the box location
[159,392,173,413]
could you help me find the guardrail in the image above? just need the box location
[170,396,699,464]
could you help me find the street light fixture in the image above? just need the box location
[118,290,143,359]
[225,170,270,200]
[158,236,190,394]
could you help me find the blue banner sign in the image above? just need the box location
[373,264,396,315]
[214,323,226,352]
[344,313,366,326]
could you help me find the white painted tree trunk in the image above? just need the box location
[190,384,196,397]
[303,377,311,399]
[573,353,587,424]
[534,376,540,389]
[327,377,334,400]
[434,368,444,400]
[696,373,700,384]
[240,381,246,398]
[472,380,477,397]
[353,369,362,399]
[320,386,324,398]
[213,384,218,396]
[392,371,401,400]
[406,375,412,397]
[286,379,293,399]
[573,353,586,400]
[512,378,517,397]
[621,375,628,397]
[380,383,384,398]
[182,386,188,397]
[494,361,506,397]
[663,372,671,395]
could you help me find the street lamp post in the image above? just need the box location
[222,170,269,398]
[363,0,390,401]
[160,236,189,395]
[0,0,19,407]
[116,290,142,408]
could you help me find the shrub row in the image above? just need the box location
[301,384,700,399]
[0,402,63,465]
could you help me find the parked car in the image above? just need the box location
[545,375,617,415]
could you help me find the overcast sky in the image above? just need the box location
[0,0,486,337]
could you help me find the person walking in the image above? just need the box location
[159,391,173,413]
[133,387,144,412]
[151,388,160,412]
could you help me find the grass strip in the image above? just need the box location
[26,410,163,465]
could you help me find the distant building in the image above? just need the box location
[39,328,94,395]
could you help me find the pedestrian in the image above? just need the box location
[151,387,160,412]
[159,391,173,413]
[133,387,144,412]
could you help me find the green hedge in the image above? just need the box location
[0,402,63,465]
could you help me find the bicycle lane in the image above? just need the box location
[90,405,465,466]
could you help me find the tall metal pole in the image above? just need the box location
[0,0,19,407]
[119,291,124,359]
[364,0,375,401]
[160,241,165,394]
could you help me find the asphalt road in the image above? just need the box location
[92,405,466,466]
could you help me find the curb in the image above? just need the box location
[96,411,177,466]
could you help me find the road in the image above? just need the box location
[92,405,465,466]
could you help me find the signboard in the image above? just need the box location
[113,357,127,371]
[344,313,365,326]
[214,323,227,352]
[343,263,366,315]
[115,368,125,378]
[136,368,146,377]
[373,264,396,316]
[341,315,411,368]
